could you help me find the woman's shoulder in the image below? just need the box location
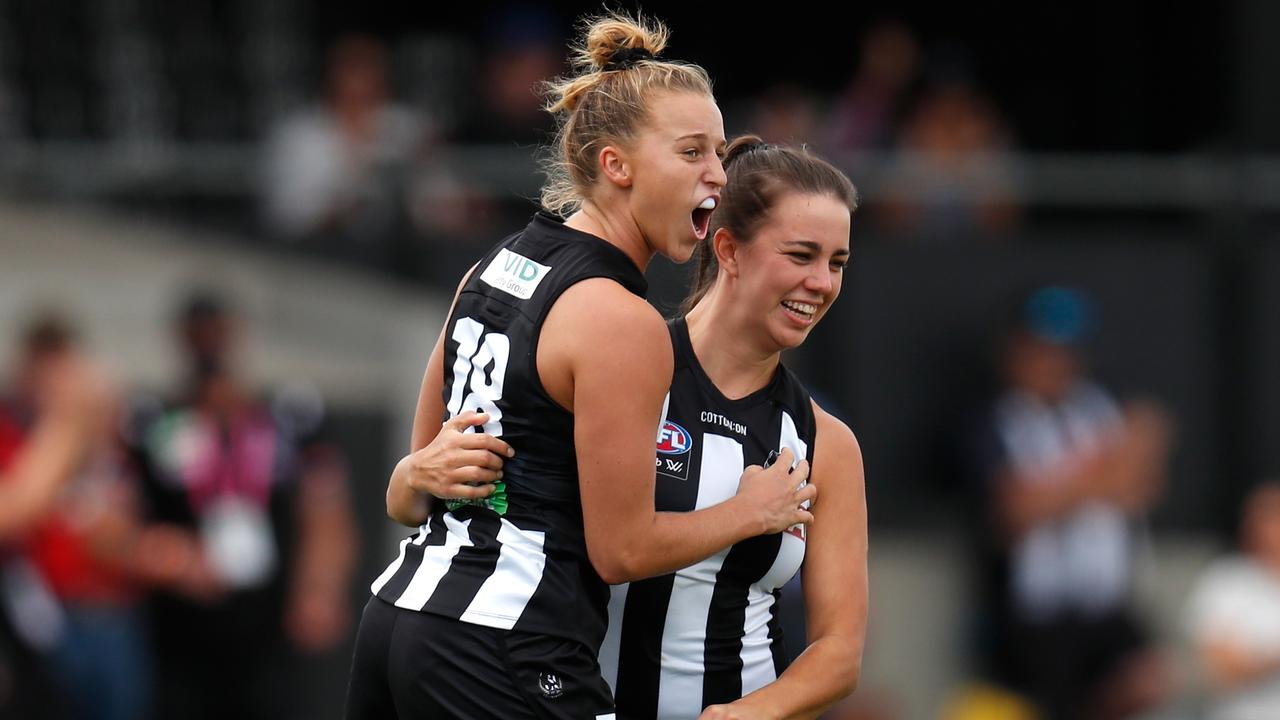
[545,279,671,366]
[557,277,660,319]
[811,399,862,463]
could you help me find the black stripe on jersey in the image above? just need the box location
[378,512,448,601]
[702,577,748,705]
[654,452,702,512]
[654,398,703,513]
[703,533,783,705]
[423,505,503,613]
[766,589,789,677]
[614,574,677,719]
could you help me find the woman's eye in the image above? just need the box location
[683,149,699,158]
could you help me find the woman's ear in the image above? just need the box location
[598,144,633,189]
[713,227,740,278]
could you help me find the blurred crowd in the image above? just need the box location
[0,5,1035,272]
[255,17,1023,278]
[0,295,357,720]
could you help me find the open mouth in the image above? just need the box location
[691,196,717,241]
[781,300,818,324]
[691,207,713,240]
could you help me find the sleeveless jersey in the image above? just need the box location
[371,211,648,650]
[599,317,818,718]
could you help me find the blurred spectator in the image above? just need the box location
[0,313,112,720]
[417,5,565,266]
[0,314,113,542]
[967,286,1174,720]
[9,315,157,720]
[452,6,560,146]
[262,33,431,273]
[1185,481,1280,720]
[827,21,921,152]
[877,78,1020,239]
[127,292,356,720]
[749,84,823,147]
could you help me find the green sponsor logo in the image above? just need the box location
[445,481,508,515]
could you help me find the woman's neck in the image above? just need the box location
[564,199,651,272]
[685,288,781,400]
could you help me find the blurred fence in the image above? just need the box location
[5,143,1280,211]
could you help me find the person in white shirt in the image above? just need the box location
[972,286,1173,720]
[1186,482,1280,720]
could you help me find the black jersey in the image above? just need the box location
[599,317,818,719]
[371,212,647,650]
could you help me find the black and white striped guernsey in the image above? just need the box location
[599,317,818,719]
[370,211,647,650]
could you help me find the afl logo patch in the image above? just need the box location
[656,421,692,455]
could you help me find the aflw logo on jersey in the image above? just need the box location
[656,420,692,481]
[656,421,691,455]
[479,248,552,300]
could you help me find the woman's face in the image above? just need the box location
[727,192,851,350]
[623,91,727,263]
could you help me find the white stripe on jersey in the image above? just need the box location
[657,433,743,718]
[369,523,429,596]
[657,392,671,441]
[599,583,628,693]
[394,514,474,610]
[658,556,728,718]
[693,432,745,509]
[458,520,546,627]
[779,410,811,540]
[779,411,808,469]
[740,585,780,695]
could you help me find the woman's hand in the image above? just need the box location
[733,447,816,536]
[401,411,514,501]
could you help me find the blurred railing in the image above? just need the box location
[4,141,1280,212]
